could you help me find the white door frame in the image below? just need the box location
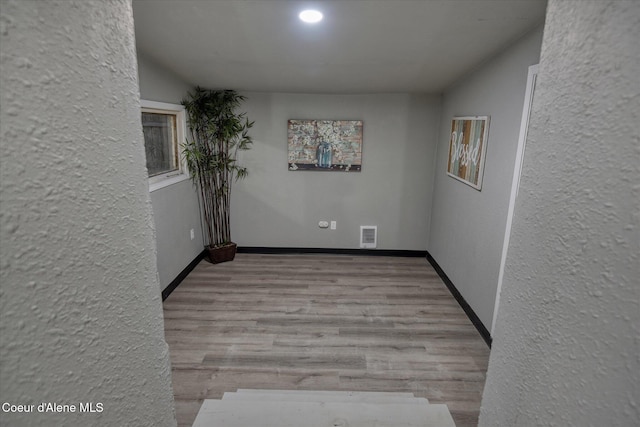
[491,64,539,335]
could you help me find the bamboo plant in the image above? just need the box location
[181,87,253,254]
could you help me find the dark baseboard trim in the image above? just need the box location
[237,246,428,257]
[161,249,207,301]
[426,252,492,348]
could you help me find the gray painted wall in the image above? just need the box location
[428,27,543,328]
[231,92,440,250]
[137,54,203,289]
[480,1,640,425]
[138,53,193,105]
[0,1,176,426]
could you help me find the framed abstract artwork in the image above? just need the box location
[447,116,490,190]
[287,119,363,172]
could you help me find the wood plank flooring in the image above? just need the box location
[163,254,490,427]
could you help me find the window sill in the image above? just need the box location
[149,173,190,193]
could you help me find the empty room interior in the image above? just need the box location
[1,1,638,427]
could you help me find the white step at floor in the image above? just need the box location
[235,389,417,398]
[227,389,428,404]
[222,393,429,405]
[192,390,455,427]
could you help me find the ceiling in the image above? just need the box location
[132,0,547,94]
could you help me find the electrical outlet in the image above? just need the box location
[318,221,329,228]
[330,221,337,230]
[190,228,195,240]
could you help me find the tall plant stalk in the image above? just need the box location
[182,88,253,248]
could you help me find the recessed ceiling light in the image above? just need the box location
[299,9,323,24]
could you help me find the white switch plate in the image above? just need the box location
[190,228,195,240]
[330,221,337,230]
[319,221,329,228]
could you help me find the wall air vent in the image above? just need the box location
[360,226,377,249]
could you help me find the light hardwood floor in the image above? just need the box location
[163,254,490,427]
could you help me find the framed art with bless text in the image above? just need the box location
[447,116,490,190]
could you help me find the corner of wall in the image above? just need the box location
[136,47,203,290]
[427,25,544,330]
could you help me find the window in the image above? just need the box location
[143,112,177,176]
[140,100,188,192]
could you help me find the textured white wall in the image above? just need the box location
[231,92,440,250]
[137,54,203,289]
[428,27,543,328]
[480,1,640,425]
[0,1,176,426]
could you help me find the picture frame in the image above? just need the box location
[287,119,363,172]
[446,116,490,190]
